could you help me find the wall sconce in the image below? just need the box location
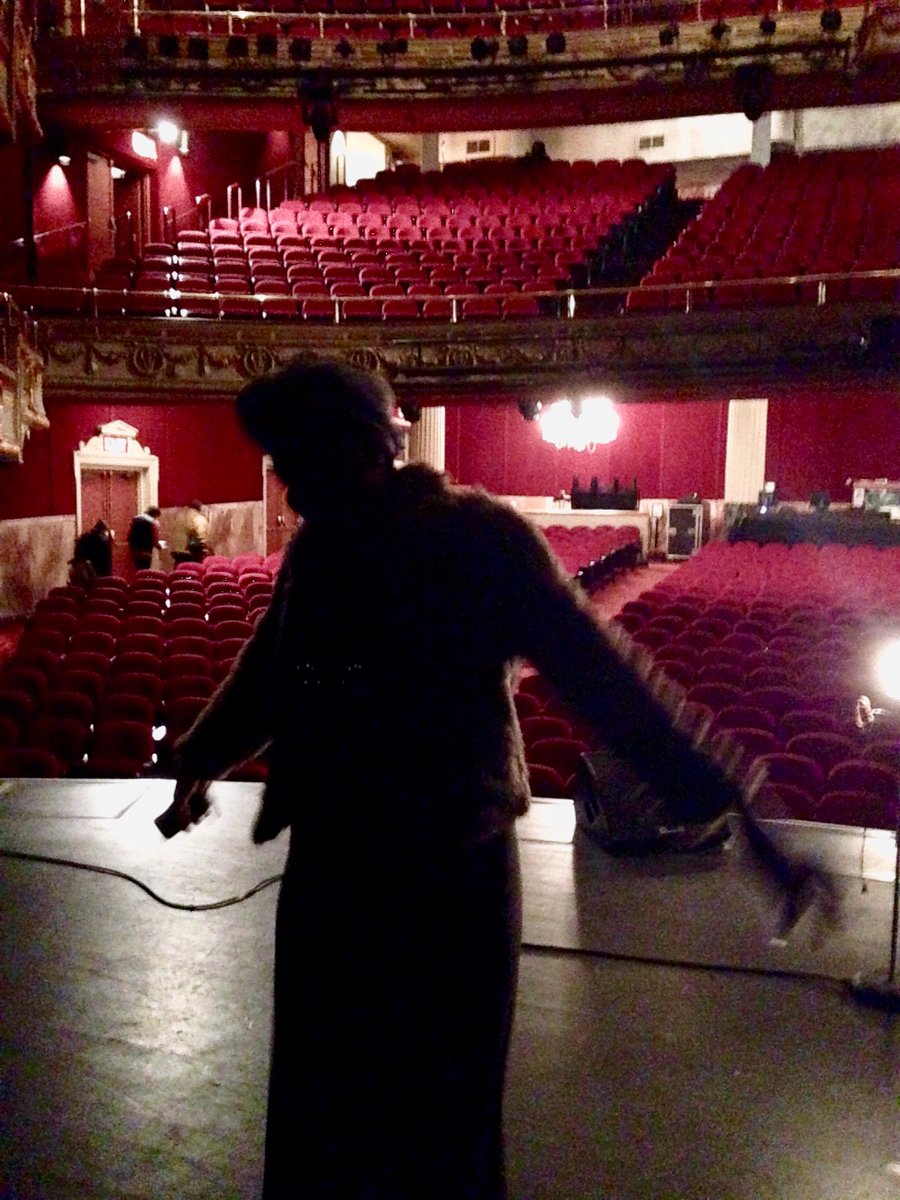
[156,119,180,145]
[110,165,126,180]
[57,153,72,166]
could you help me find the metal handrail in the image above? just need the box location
[7,267,898,322]
[44,0,866,41]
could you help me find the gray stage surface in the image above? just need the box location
[2,779,900,1200]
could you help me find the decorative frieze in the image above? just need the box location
[35,306,890,401]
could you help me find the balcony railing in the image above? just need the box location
[9,268,898,323]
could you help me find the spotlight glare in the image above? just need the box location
[874,639,900,702]
[156,119,180,145]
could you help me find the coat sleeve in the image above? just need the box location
[478,501,744,822]
[172,567,285,781]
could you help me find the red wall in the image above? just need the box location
[765,384,899,502]
[0,380,895,522]
[0,396,262,520]
[445,383,898,503]
[445,398,728,500]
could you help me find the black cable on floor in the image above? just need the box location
[0,846,283,911]
[1,844,853,989]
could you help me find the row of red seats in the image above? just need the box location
[542,524,640,577]
[628,149,900,311]
[610,543,899,826]
[0,565,281,777]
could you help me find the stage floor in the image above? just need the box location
[2,780,900,1200]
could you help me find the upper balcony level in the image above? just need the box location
[36,0,900,129]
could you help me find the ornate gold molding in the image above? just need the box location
[35,304,889,401]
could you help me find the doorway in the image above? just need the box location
[74,420,159,574]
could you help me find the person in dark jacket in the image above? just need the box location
[127,506,162,571]
[166,358,749,1200]
[69,519,113,584]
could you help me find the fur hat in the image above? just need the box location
[236,357,400,458]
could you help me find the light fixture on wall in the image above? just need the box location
[155,119,181,146]
[131,129,158,160]
[58,153,72,167]
[538,395,620,451]
[110,165,126,180]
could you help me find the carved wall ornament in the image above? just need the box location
[129,341,167,377]
[348,347,382,374]
[238,345,277,378]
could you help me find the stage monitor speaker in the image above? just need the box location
[573,748,729,853]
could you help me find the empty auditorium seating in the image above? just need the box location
[628,148,900,312]
[607,540,900,829]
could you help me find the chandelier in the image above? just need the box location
[537,395,620,452]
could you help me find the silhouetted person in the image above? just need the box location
[69,519,113,586]
[127,506,161,571]
[165,357,751,1200]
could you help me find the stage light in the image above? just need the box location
[545,31,566,53]
[820,3,842,32]
[377,36,408,58]
[508,33,528,57]
[156,119,180,145]
[470,35,499,62]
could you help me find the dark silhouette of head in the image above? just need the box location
[146,506,161,518]
[236,357,401,518]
